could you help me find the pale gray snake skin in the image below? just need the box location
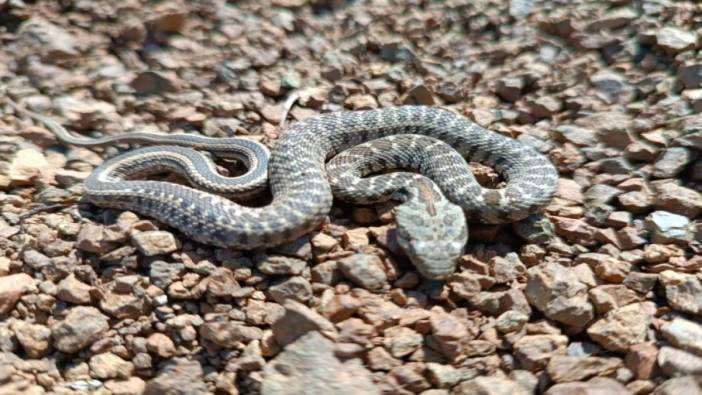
[8,102,559,279]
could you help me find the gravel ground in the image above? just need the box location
[1,1,702,394]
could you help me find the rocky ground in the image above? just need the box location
[0,0,701,394]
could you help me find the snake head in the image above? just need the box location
[394,179,468,280]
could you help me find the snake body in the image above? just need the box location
[8,102,559,279]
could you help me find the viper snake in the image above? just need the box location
[6,101,559,279]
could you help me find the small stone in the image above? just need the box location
[104,377,146,395]
[589,285,639,314]
[0,257,9,276]
[256,255,307,276]
[623,272,659,294]
[625,342,658,380]
[144,358,208,395]
[389,363,430,393]
[383,326,423,358]
[22,250,51,271]
[149,261,184,289]
[527,95,562,117]
[274,235,313,259]
[90,352,134,380]
[319,294,361,322]
[473,288,532,317]
[425,363,461,388]
[659,270,702,314]
[366,346,401,371]
[558,178,585,203]
[550,143,586,172]
[11,321,52,358]
[344,94,378,110]
[496,77,524,102]
[51,306,109,353]
[337,317,374,347]
[146,333,176,358]
[131,231,180,256]
[268,276,312,304]
[130,71,177,95]
[591,69,633,104]
[525,262,594,327]
[272,300,338,347]
[577,111,633,148]
[598,157,633,174]
[661,316,702,357]
[311,233,339,254]
[6,148,50,186]
[656,27,698,53]
[57,275,93,305]
[0,273,36,314]
[342,228,370,249]
[495,310,529,333]
[337,253,387,290]
[683,89,702,111]
[585,184,622,205]
[653,376,702,395]
[588,7,638,29]
[428,312,469,360]
[18,17,79,61]
[545,377,631,395]
[200,320,262,348]
[76,223,113,254]
[147,6,187,33]
[260,103,285,124]
[262,331,379,395]
[491,254,527,284]
[513,334,569,371]
[235,339,266,371]
[678,63,702,89]
[554,125,598,147]
[618,191,653,214]
[547,355,622,383]
[625,141,660,162]
[403,84,435,105]
[657,346,702,376]
[652,147,692,178]
[448,272,481,300]
[653,182,702,218]
[68,379,103,392]
[454,376,529,395]
[311,261,342,285]
[614,227,645,251]
[206,267,240,297]
[100,291,147,319]
[550,216,597,245]
[577,252,630,282]
[607,211,631,228]
[646,211,691,244]
[587,303,650,352]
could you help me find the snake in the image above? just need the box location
[6,101,559,279]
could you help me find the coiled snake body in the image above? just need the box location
[8,103,558,279]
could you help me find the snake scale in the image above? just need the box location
[7,101,559,279]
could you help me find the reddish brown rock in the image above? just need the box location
[545,377,632,395]
[262,331,379,395]
[587,303,651,352]
[428,312,469,360]
[0,273,36,314]
[547,355,622,383]
[525,262,594,327]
